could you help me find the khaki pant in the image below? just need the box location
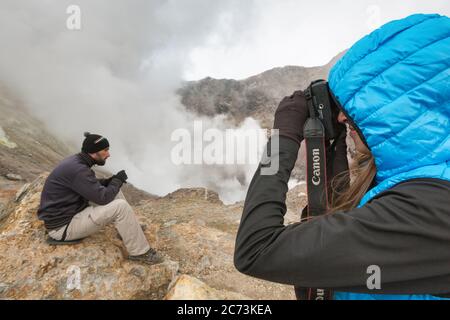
[48,191,150,256]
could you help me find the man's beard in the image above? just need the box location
[95,158,106,166]
[94,155,106,166]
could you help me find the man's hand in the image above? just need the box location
[114,170,128,183]
[273,90,310,145]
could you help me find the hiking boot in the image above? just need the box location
[128,247,164,265]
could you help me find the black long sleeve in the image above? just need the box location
[38,154,124,230]
[71,169,122,206]
[234,136,450,295]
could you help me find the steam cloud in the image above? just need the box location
[0,0,262,204]
[3,1,446,203]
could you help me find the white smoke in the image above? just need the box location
[173,116,267,204]
[0,0,262,203]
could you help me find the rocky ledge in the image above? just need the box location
[0,174,298,300]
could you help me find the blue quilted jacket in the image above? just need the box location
[328,13,450,300]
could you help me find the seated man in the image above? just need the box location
[38,132,162,265]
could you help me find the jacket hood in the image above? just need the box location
[328,13,450,184]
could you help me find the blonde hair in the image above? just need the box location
[328,148,377,213]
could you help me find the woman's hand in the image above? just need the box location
[273,90,309,145]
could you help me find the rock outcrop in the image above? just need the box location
[165,275,249,300]
[0,174,178,299]
[177,53,346,182]
[178,52,346,129]
[0,174,300,300]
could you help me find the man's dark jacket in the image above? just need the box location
[38,153,123,230]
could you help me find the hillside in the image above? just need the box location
[178,52,345,128]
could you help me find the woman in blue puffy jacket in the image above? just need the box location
[234,13,450,300]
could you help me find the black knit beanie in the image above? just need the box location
[81,132,110,153]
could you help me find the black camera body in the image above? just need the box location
[304,80,341,140]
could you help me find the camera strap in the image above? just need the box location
[303,117,329,215]
[293,87,333,300]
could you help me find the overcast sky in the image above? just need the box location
[184,0,450,80]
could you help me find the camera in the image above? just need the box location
[304,80,341,140]
[302,79,344,217]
